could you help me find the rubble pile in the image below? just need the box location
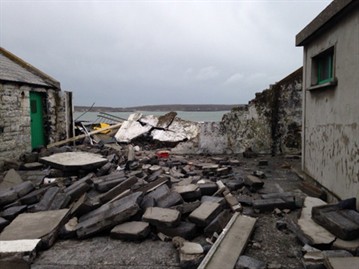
[1,113,359,269]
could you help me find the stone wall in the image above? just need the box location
[0,82,73,164]
[222,67,303,155]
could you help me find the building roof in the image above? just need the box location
[296,0,358,46]
[0,47,60,89]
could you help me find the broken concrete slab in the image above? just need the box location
[188,201,222,227]
[253,197,296,212]
[332,237,359,253]
[28,187,60,212]
[110,221,150,241]
[1,205,27,221]
[142,207,181,228]
[156,191,183,208]
[157,221,197,240]
[204,210,232,237]
[40,152,108,171]
[76,192,142,238]
[198,213,257,269]
[0,169,23,189]
[312,200,359,240]
[99,176,138,203]
[172,184,201,201]
[0,209,69,249]
[297,197,336,246]
[115,119,152,143]
[324,257,359,269]
[245,175,264,189]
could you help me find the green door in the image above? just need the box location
[30,92,45,149]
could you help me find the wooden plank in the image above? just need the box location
[198,213,257,269]
[47,123,122,148]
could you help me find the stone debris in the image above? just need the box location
[0,112,358,269]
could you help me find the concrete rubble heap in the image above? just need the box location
[0,113,359,269]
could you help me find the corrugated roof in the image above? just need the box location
[0,47,60,89]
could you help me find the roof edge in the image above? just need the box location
[296,0,356,46]
[0,47,61,89]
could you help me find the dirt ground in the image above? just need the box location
[31,155,305,269]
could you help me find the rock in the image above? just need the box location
[0,189,17,207]
[156,191,183,208]
[110,221,150,241]
[235,255,266,269]
[180,241,204,255]
[28,187,60,212]
[21,162,43,170]
[188,201,222,227]
[142,207,181,228]
[60,217,78,239]
[201,196,226,207]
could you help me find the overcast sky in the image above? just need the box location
[0,0,330,107]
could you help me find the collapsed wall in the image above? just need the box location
[222,67,303,155]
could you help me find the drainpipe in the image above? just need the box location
[301,48,307,171]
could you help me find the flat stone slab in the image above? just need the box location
[298,197,335,246]
[110,221,150,241]
[142,207,181,227]
[158,221,197,240]
[0,239,41,255]
[0,209,69,248]
[172,184,201,201]
[180,242,204,255]
[40,152,108,171]
[325,257,359,269]
[188,201,222,227]
[0,169,23,190]
[235,255,266,269]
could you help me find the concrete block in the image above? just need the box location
[204,209,232,236]
[253,197,296,212]
[158,221,197,240]
[172,200,201,215]
[142,207,181,228]
[28,187,60,212]
[201,196,226,207]
[110,221,150,241]
[99,176,138,203]
[198,182,218,196]
[172,184,201,201]
[188,201,222,227]
[245,175,264,189]
[1,205,27,221]
[180,241,204,255]
[156,191,183,208]
[76,192,142,238]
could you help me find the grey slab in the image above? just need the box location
[188,201,222,227]
[253,198,296,212]
[324,257,359,269]
[0,169,23,190]
[142,207,181,228]
[235,255,266,269]
[0,189,17,206]
[157,221,197,240]
[76,192,142,238]
[1,205,27,221]
[110,221,150,241]
[0,217,10,231]
[204,210,232,237]
[0,209,69,248]
[156,191,183,208]
[99,176,138,203]
[245,175,264,189]
[40,152,108,171]
[28,187,60,212]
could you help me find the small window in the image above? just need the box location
[311,47,335,86]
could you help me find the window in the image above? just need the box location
[310,47,336,89]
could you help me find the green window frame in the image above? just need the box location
[312,47,335,86]
[317,52,333,84]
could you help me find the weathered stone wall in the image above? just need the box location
[222,68,302,155]
[0,82,73,164]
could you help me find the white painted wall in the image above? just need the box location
[302,8,359,204]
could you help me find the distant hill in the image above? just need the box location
[74,104,243,112]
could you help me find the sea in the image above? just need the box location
[73,111,230,123]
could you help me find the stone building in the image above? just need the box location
[221,67,303,155]
[0,47,73,163]
[296,0,359,204]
